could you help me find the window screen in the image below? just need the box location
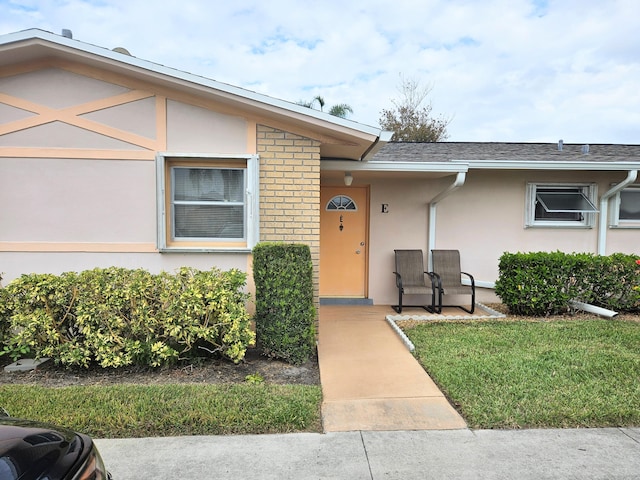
[171,167,245,240]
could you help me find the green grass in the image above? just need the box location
[0,384,322,438]
[404,318,640,429]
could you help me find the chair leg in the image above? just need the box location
[455,291,475,314]
[392,289,403,313]
[435,288,443,314]
[427,287,437,313]
[428,274,443,314]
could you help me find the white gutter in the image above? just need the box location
[451,160,640,171]
[320,160,467,173]
[597,170,638,255]
[427,172,466,270]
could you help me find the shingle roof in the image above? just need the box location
[370,142,640,163]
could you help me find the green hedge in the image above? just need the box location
[253,243,316,365]
[0,267,254,368]
[0,275,9,353]
[495,252,640,316]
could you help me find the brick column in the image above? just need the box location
[257,125,321,306]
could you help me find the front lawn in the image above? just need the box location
[0,383,322,437]
[403,317,640,429]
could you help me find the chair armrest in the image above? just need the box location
[427,272,442,290]
[393,271,402,288]
[461,271,475,287]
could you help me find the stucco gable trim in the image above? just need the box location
[0,29,385,142]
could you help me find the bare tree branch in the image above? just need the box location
[380,76,451,142]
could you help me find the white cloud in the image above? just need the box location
[1,0,639,143]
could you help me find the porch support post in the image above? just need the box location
[427,171,466,270]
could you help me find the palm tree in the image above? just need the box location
[328,103,353,118]
[297,96,353,119]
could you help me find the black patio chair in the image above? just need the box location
[430,249,475,314]
[392,249,438,313]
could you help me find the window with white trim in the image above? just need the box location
[156,154,259,250]
[610,185,640,228]
[525,183,598,228]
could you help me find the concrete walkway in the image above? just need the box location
[318,305,468,432]
[96,428,640,479]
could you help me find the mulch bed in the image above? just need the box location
[0,347,320,387]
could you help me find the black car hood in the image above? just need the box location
[0,418,85,480]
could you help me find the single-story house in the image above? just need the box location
[2,29,639,308]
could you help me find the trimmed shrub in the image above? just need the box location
[579,253,640,312]
[1,267,254,367]
[0,273,11,353]
[495,252,578,316]
[495,252,640,316]
[253,243,316,365]
[1,272,78,362]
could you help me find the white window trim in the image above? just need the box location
[525,182,597,228]
[609,184,640,228]
[156,153,259,252]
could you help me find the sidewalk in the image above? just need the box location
[96,427,640,479]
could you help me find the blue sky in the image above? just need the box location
[1,0,639,143]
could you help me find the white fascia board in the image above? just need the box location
[454,160,640,171]
[1,29,383,138]
[322,161,468,173]
[378,131,395,143]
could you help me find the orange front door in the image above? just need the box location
[320,186,369,297]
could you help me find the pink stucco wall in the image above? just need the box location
[0,65,252,284]
[363,170,640,306]
[0,252,246,286]
[0,158,155,242]
[166,100,248,152]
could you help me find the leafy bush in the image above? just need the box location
[253,243,316,365]
[0,274,10,353]
[1,272,78,362]
[1,267,254,368]
[577,253,640,312]
[495,252,577,316]
[495,252,640,316]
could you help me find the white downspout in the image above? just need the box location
[428,172,466,270]
[569,300,618,318]
[597,170,637,255]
